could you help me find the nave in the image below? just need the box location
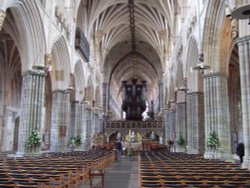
[1,149,250,188]
[80,153,138,188]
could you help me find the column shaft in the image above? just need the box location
[17,71,45,156]
[159,83,164,111]
[102,83,109,114]
[186,92,204,154]
[50,90,70,152]
[176,102,186,152]
[237,36,250,168]
[204,73,232,160]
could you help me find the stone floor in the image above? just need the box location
[80,155,139,188]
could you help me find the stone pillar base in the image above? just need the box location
[73,147,85,152]
[242,157,250,169]
[176,146,186,153]
[218,151,234,162]
[204,150,220,159]
[15,151,42,157]
[15,152,24,158]
[204,149,233,162]
[186,147,199,154]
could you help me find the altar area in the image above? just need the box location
[104,120,164,153]
[122,142,142,151]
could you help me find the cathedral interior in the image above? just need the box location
[1,0,250,187]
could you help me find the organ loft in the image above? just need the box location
[121,79,146,120]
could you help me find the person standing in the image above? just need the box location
[116,140,123,160]
[236,142,245,164]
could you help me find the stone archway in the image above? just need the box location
[228,45,241,154]
[185,37,205,154]
[202,1,233,159]
[0,10,22,152]
[49,36,71,152]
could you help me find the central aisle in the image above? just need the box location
[105,156,139,188]
[81,155,139,188]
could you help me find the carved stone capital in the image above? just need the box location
[231,18,238,39]
[0,10,6,31]
[44,53,52,65]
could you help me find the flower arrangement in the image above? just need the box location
[70,135,82,147]
[26,130,41,147]
[177,135,186,146]
[206,130,219,149]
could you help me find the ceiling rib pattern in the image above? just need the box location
[80,0,178,104]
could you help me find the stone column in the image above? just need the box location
[162,109,168,143]
[164,109,171,141]
[0,9,6,31]
[204,73,232,160]
[102,83,109,114]
[99,110,104,134]
[16,70,46,156]
[93,108,100,134]
[175,102,186,152]
[0,90,5,151]
[169,102,176,143]
[80,101,87,150]
[186,92,205,154]
[237,36,250,169]
[50,90,70,152]
[70,101,78,137]
[70,101,83,150]
[0,10,6,146]
[83,102,92,149]
[159,83,164,111]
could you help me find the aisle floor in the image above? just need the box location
[80,155,139,188]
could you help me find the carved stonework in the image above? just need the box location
[45,54,52,66]
[0,9,6,31]
[231,19,238,39]
[105,120,163,139]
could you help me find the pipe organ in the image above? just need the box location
[121,79,146,120]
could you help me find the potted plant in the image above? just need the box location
[206,130,219,150]
[26,130,41,148]
[177,135,186,147]
[70,135,82,147]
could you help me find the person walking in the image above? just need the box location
[116,140,123,160]
[236,142,245,164]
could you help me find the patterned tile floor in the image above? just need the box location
[80,155,139,188]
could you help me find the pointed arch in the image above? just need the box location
[169,76,175,102]
[175,60,184,88]
[85,76,94,104]
[185,36,201,92]
[95,86,101,108]
[202,0,229,73]
[2,0,46,71]
[73,60,85,101]
[50,36,71,90]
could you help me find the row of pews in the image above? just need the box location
[139,151,250,188]
[0,149,115,187]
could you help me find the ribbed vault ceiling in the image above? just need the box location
[78,0,178,103]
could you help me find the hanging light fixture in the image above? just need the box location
[192,1,210,74]
[192,53,210,74]
[231,4,250,25]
